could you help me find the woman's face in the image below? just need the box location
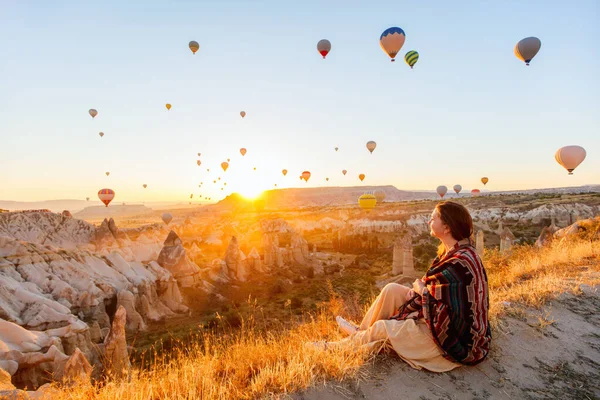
[429,209,449,239]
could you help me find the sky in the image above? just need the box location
[1,0,599,203]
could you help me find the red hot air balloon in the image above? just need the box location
[98,189,115,207]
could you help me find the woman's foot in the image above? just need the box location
[336,316,359,336]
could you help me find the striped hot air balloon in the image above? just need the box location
[404,50,419,69]
[98,189,115,207]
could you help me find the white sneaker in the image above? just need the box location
[336,316,359,336]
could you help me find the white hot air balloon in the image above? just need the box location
[453,184,462,194]
[436,185,448,199]
[555,146,586,175]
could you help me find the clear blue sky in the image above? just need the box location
[1,0,598,203]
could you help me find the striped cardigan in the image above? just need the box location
[392,239,492,365]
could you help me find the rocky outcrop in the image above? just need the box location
[290,233,309,264]
[157,231,202,287]
[392,233,414,276]
[224,236,248,281]
[103,306,130,379]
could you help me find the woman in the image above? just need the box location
[317,201,491,371]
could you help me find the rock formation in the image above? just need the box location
[392,233,415,276]
[500,227,516,253]
[224,236,248,281]
[157,231,202,287]
[476,230,485,256]
[103,306,130,379]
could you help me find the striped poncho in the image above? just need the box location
[392,238,492,365]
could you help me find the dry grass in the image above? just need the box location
[46,228,599,400]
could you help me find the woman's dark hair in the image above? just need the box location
[435,201,473,241]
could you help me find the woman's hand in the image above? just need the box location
[412,279,426,296]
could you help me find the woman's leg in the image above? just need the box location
[359,283,410,330]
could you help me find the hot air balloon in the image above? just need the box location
[165,104,172,110]
[471,189,481,197]
[282,169,288,176]
[335,147,339,151]
[189,40,199,54]
[240,148,247,156]
[190,194,193,199]
[143,184,147,189]
[105,172,110,177]
[240,111,246,118]
[374,190,386,203]
[436,185,448,199]
[221,162,229,172]
[299,176,302,180]
[404,50,419,68]
[326,177,329,181]
[207,168,210,172]
[227,158,230,162]
[213,180,216,183]
[98,189,115,207]
[218,177,221,180]
[223,182,227,186]
[366,141,377,153]
[302,171,311,182]
[161,212,173,225]
[89,109,98,118]
[453,184,462,194]
[481,177,489,185]
[555,145,586,175]
[358,174,365,181]
[514,37,541,66]
[99,132,104,138]
[253,167,257,171]
[342,169,347,175]
[380,27,406,62]
[358,193,377,210]
[197,160,201,166]
[86,197,90,201]
[317,39,331,59]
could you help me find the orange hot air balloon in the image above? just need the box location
[143,184,147,189]
[189,40,199,54]
[299,176,302,180]
[282,169,288,176]
[366,141,376,154]
[481,177,489,185]
[555,145,586,174]
[221,162,229,172]
[471,189,481,197]
[165,103,172,110]
[197,160,201,166]
[358,174,365,181]
[302,171,311,182]
[342,169,347,175]
[197,153,201,156]
[240,148,247,156]
[240,111,246,118]
[98,189,115,207]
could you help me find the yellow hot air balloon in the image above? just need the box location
[404,50,419,69]
[302,171,311,182]
[374,190,385,203]
[380,27,406,62]
[342,169,347,175]
[189,40,199,54]
[514,37,541,66]
[218,177,221,180]
[358,193,377,210]
[221,162,229,172]
[253,167,257,171]
[105,172,110,177]
[143,184,147,189]
[165,103,172,110]
[366,141,377,153]
[240,148,247,156]
[358,173,365,181]
[282,169,288,176]
[555,145,586,174]
[89,109,98,118]
[436,185,448,199]
[481,177,489,185]
[99,132,104,138]
[240,111,246,118]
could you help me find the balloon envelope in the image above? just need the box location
[165,103,171,110]
[240,111,246,118]
[342,169,347,175]
[221,162,229,172]
[301,171,311,182]
[98,189,115,207]
[374,190,385,203]
[161,212,173,225]
[143,184,147,189]
[471,189,481,197]
[366,141,377,153]
[380,27,406,61]
[89,109,98,118]
[358,173,365,181]
[358,193,377,210]
[282,169,288,176]
[197,160,201,166]
[189,40,199,54]
[436,185,448,198]
[240,148,247,156]
[481,177,489,185]
[514,37,541,65]
[453,184,462,194]
[555,145,586,174]
[99,132,104,137]
[105,172,110,176]
[317,39,331,59]
[404,50,419,68]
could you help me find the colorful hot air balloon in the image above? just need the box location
[105,172,110,177]
[404,50,419,69]
[98,189,115,207]
[514,37,541,66]
[471,189,481,197]
[189,41,199,54]
[358,173,365,181]
[436,185,448,199]
[302,171,311,182]
[143,184,147,189]
[555,146,586,175]
[453,184,462,194]
[481,177,489,185]
[380,27,406,62]
[282,169,288,176]
[165,103,172,110]
[366,141,377,154]
[358,193,377,210]
[374,190,386,203]
[240,148,247,156]
[240,111,246,118]
[161,212,173,225]
[221,162,229,172]
[342,169,347,175]
[89,109,98,118]
[317,39,331,59]
[99,132,104,138]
